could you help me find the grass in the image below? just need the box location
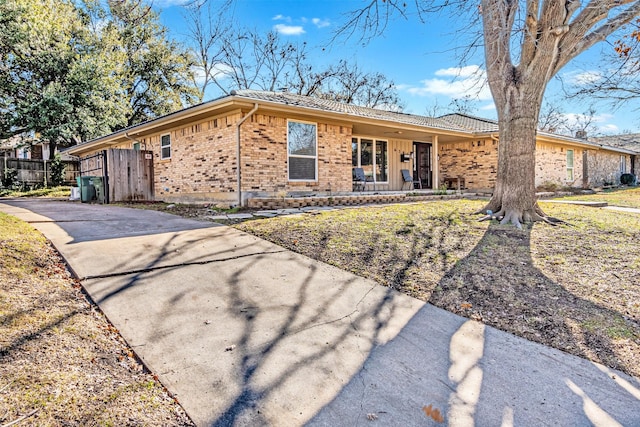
[555,186,640,209]
[0,186,71,198]
[0,212,193,426]
[236,198,640,378]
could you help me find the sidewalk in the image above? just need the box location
[1,199,639,426]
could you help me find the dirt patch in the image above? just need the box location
[0,213,194,426]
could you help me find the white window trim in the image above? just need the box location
[287,119,318,182]
[160,133,171,160]
[620,155,627,174]
[566,149,574,181]
[351,136,389,184]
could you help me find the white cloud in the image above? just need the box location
[312,18,330,28]
[406,65,492,101]
[272,14,291,22]
[565,70,603,86]
[154,0,190,7]
[435,65,483,78]
[598,123,620,134]
[273,24,305,36]
[191,63,234,86]
[480,103,496,111]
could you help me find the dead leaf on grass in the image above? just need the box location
[422,404,444,423]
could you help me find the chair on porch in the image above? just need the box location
[353,167,374,191]
[401,169,421,190]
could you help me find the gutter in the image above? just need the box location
[236,103,259,207]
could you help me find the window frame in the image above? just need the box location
[566,149,574,181]
[620,155,627,174]
[160,133,171,160]
[287,119,318,182]
[351,136,389,183]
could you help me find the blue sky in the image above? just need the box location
[156,0,639,135]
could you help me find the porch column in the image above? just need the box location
[432,135,439,189]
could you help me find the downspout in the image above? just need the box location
[236,103,259,207]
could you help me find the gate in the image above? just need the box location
[79,149,154,203]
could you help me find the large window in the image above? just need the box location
[288,120,317,181]
[161,134,171,159]
[351,137,388,182]
[566,149,574,181]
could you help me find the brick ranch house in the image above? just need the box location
[65,90,638,206]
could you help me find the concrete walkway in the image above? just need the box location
[1,199,639,427]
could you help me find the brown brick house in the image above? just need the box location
[65,90,637,205]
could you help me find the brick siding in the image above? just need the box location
[438,139,498,190]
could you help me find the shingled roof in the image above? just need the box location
[589,133,640,154]
[67,89,637,155]
[231,90,467,132]
[436,113,500,133]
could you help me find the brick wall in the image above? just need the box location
[439,139,594,190]
[535,142,583,188]
[586,150,629,186]
[240,114,353,195]
[104,111,354,204]
[138,113,240,203]
[438,139,498,189]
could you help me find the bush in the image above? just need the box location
[50,154,66,187]
[1,168,18,190]
[620,173,637,186]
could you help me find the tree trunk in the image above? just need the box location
[481,83,548,228]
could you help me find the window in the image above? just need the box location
[161,134,171,159]
[620,156,627,174]
[352,137,388,183]
[566,149,574,181]
[375,140,388,182]
[288,120,317,181]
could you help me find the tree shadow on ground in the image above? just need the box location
[427,223,639,377]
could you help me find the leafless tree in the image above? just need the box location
[183,3,403,109]
[341,0,640,227]
[566,18,640,111]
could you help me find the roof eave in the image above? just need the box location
[66,96,255,155]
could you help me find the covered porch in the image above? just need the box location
[347,118,474,192]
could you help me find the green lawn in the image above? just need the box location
[554,186,640,209]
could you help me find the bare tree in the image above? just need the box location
[312,60,404,110]
[567,18,640,110]
[341,1,640,227]
[184,1,227,102]
[183,4,404,110]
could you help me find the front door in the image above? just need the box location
[414,142,432,188]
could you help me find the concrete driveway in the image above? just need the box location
[1,199,639,427]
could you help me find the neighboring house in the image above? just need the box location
[0,134,53,160]
[588,133,639,185]
[65,90,638,205]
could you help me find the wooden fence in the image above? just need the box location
[79,149,154,203]
[0,157,80,187]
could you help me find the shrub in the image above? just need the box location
[49,154,66,187]
[620,173,637,186]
